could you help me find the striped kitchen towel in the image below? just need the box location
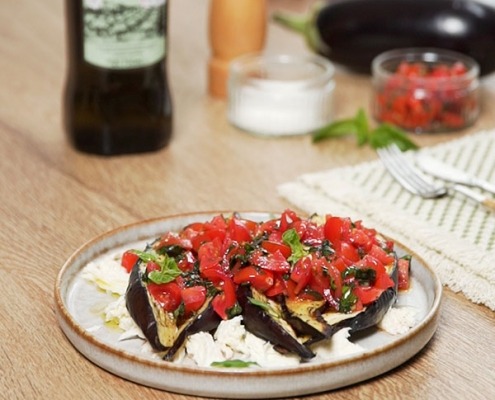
[278,130,495,310]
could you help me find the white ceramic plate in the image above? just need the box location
[55,212,442,399]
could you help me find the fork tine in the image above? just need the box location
[385,145,437,192]
[377,146,422,195]
[377,144,447,199]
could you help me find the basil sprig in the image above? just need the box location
[313,108,419,151]
[133,249,182,284]
[282,228,309,263]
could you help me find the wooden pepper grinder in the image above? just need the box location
[208,0,267,98]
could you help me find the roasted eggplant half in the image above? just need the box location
[237,285,316,360]
[125,247,222,360]
[321,254,398,335]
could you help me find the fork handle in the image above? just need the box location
[453,184,495,212]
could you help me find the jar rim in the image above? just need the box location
[372,47,479,83]
[229,53,335,88]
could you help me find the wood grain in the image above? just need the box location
[0,0,494,399]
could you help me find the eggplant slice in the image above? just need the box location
[126,262,166,351]
[321,253,399,336]
[125,256,222,360]
[237,285,316,360]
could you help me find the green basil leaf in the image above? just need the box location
[312,109,419,151]
[370,124,419,151]
[135,249,182,284]
[132,249,157,263]
[282,228,309,263]
[210,359,258,368]
[312,118,357,142]
[354,108,370,146]
[148,256,182,284]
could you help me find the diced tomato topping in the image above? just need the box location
[339,241,361,263]
[191,229,226,253]
[368,244,395,266]
[264,274,287,297]
[233,266,274,292]
[353,286,384,306]
[176,250,196,272]
[324,216,344,245]
[290,257,312,295]
[121,211,409,319]
[279,209,300,232]
[147,282,182,312]
[201,268,236,320]
[398,258,411,291]
[249,248,290,273]
[374,269,395,290]
[154,232,192,251]
[227,217,253,243]
[121,250,139,273]
[197,238,223,272]
[261,240,292,259]
[181,286,207,315]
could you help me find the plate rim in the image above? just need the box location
[54,211,443,397]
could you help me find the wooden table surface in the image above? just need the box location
[1,1,494,399]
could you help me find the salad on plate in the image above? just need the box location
[82,209,416,368]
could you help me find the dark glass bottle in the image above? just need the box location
[63,0,173,155]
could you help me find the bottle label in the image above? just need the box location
[83,0,166,69]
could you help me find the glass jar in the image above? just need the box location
[371,48,480,133]
[228,54,335,136]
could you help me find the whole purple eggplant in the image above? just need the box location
[274,0,495,75]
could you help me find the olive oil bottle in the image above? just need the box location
[63,0,173,155]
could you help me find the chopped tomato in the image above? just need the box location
[290,257,312,295]
[348,228,373,251]
[154,232,192,251]
[374,269,395,290]
[261,240,291,259]
[181,286,207,315]
[398,258,411,291]
[264,274,287,297]
[233,266,274,292]
[339,241,360,263]
[191,229,226,253]
[176,250,196,272]
[256,218,279,236]
[374,59,476,131]
[227,217,253,243]
[147,282,182,312]
[324,216,343,245]
[368,244,395,266]
[326,261,343,300]
[279,209,300,232]
[353,285,383,306]
[331,257,348,274]
[201,268,236,319]
[197,237,223,272]
[249,248,290,273]
[121,251,139,273]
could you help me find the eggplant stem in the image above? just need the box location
[272,12,309,35]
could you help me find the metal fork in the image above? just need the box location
[377,144,495,211]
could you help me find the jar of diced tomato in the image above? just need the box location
[371,48,480,133]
